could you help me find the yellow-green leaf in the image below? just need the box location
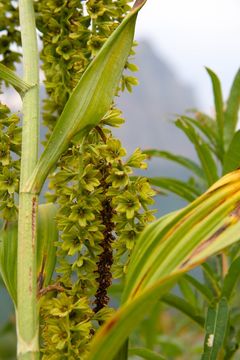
[88,170,240,360]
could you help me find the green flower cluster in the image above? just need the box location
[0,103,21,221]
[36,0,156,357]
[40,292,93,360]
[48,125,155,284]
[35,0,137,130]
[0,1,21,76]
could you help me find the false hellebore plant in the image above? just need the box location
[1,1,240,360]
[0,0,154,359]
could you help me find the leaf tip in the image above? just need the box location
[132,0,147,11]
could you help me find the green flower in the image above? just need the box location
[87,34,106,56]
[134,177,156,205]
[101,109,125,128]
[87,0,106,19]
[56,39,75,60]
[126,148,147,169]
[115,191,141,219]
[101,138,126,163]
[0,167,18,193]
[0,141,10,165]
[106,164,131,188]
[80,164,100,192]
[69,203,95,227]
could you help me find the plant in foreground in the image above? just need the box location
[1,1,240,360]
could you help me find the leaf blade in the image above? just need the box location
[144,149,204,179]
[26,1,146,194]
[224,69,240,148]
[223,130,240,175]
[88,170,240,360]
[148,177,201,202]
[206,67,224,153]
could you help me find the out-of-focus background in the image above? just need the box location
[0,1,240,358]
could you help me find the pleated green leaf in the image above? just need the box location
[224,69,240,149]
[201,298,228,360]
[25,0,147,195]
[0,203,58,306]
[223,130,240,175]
[88,170,240,360]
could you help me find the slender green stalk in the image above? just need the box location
[17,1,39,359]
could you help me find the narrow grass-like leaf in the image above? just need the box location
[37,203,58,289]
[176,118,218,186]
[221,256,240,300]
[161,293,205,327]
[201,262,221,297]
[183,274,214,302]
[201,298,228,360]
[144,149,204,179]
[178,276,197,307]
[182,114,217,148]
[0,63,32,95]
[129,348,166,360]
[148,177,201,202]
[206,68,224,152]
[224,69,240,148]
[0,203,58,306]
[88,170,240,360]
[223,130,240,175]
[0,221,17,306]
[181,115,221,160]
[25,1,146,195]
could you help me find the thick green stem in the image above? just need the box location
[17,1,39,359]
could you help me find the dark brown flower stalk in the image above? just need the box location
[94,195,115,313]
[93,137,115,313]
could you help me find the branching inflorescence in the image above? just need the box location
[1,1,155,358]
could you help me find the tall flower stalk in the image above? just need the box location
[17,0,39,359]
[0,1,148,359]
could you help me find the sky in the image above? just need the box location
[1,1,239,114]
[134,0,240,112]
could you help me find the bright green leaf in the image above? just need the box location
[221,256,240,300]
[223,130,240,175]
[161,293,205,327]
[176,118,219,186]
[88,170,240,360]
[224,69,240,148]
[144,149,204,179]
[25,0,147,195]
[148,177,201,202]
[206,68,224,154]
[201,298,228,360]
[129,347,166,360]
